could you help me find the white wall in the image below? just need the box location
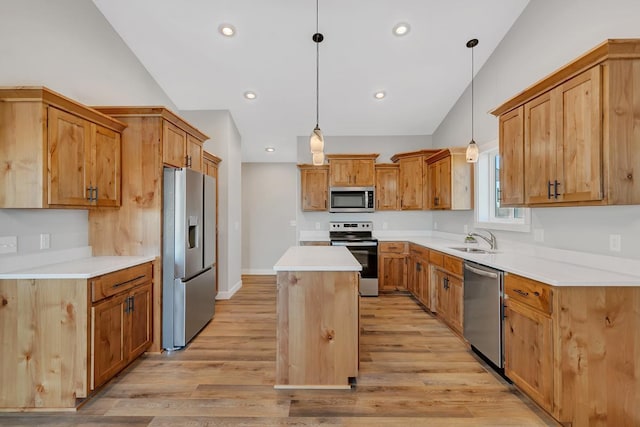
[181,110,243,298]
[241,163,297,273]
[432,0,640,258]
[0,0,176,262]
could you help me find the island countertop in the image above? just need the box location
[273,246,362,272]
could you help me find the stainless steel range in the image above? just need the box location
[329,221,378,296]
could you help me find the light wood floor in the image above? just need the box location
[1,276,558,426]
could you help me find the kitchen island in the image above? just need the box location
[273,246,362,389]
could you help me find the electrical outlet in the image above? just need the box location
[289,220,296,227]
[434,222,438,230]
[315,222,321,230]
[463,224,468,234]
[609,234,621,252]
[534,229,544,242]
[382,222,388,230]
[40,233,50,250]
[0,236,18,254]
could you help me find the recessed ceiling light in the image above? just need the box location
[219,23,236,37]
[244,91,257,100]
[374,91,386,100]
[265,147,275,152]
[392,22,410,36]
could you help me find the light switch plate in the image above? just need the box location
[534,229,544,242]
[0,236,18,254]
[609,234,621,252]
[40,233,50,250]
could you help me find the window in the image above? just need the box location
[475,144,530,232]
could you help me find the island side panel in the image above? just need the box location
[0,278,88,409]
[276,270,359,388]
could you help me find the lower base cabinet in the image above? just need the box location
[430,250,463,335]
[504,273,640,426]
[378,242,407,291]
[0,261,153,410]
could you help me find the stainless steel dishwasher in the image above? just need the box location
[463,261,504,368]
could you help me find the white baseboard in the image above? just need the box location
[216,279,242,300]
[241,268,276,275]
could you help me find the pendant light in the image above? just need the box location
[310,0,325,165]
[465,38,479,163]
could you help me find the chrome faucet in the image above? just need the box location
[466,230,497,250]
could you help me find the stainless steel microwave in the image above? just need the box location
[329,187,375,213]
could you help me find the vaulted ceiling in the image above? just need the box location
[93,0,529,161]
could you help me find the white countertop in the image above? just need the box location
[378,235,640,287]
[0,255,156,279]
[274,246,362,272]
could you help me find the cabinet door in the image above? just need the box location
[352,160,375,186]
[555,66,603,203]
[499,107,525,205]
[163,121,187,168]
[187,134,203,172]
[329,159,353,186]
[92,124,121,207]
[92,294,127,389]
[434,269,448,315]
[437,158,452,210]
[416,259,430,307]
[447,275,463,334]
[378,254,406,291]
[48,107,92,206]
[399,157,423,210]
[301,167,328,211]
[504,300,553,413]
[375,167,399,210]
[524,92,555,204]
[127,283,152,361]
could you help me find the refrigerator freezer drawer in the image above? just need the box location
[164,266,216,349]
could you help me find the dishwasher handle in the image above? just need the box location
[464,263,499,279]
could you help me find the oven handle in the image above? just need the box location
[331,241,378,247]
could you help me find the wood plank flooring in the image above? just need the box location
[0,276,558,426]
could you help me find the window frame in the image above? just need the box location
[474,141,531,232]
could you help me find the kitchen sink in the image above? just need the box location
[449,247,494,254]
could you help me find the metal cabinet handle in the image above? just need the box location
[93,187,98,202]
[513,289,529,297]
[547,181,553,199]
[554,180,561,199]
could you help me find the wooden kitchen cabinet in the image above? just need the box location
[391,149,440,210]
[430,250,463,335]
[378,241,407,291]
[374,163,399,210]
[407,244,431,309]
[503,274,554,415]
[498,106,525,206]
[203,151,221,294]
[298,164,329,211]
[162,121,205,171]
[492,39,640,207]
[0,261,152,410]
[426,148,473,210]
[326,153,378,187]
[91,263,153,390]
[89,106,211,352]
[0,87,125,208]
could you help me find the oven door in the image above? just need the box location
[331,240,378,296]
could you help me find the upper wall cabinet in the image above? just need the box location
[374,163,400,210]
[492,39,640,207]
[298,164,329,211]
[391,149,440,210]
[0,87,125,209]
[326,153,378,187]
[425,148,473,210]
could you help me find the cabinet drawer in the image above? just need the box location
[505,274,552,314]
[443,254,463,276]
[380,241,407,254]
[91,262,153,303]
[429,250,444,267]
[409,244,429,259]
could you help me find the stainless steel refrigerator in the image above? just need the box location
[162,167,216,350]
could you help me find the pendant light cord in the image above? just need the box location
[470,42,474,141]
[315,0,320,128]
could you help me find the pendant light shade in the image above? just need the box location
[466,38,479,163]
[310,125,324,153]
[312,151,325,166]
[309,0,325,159]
